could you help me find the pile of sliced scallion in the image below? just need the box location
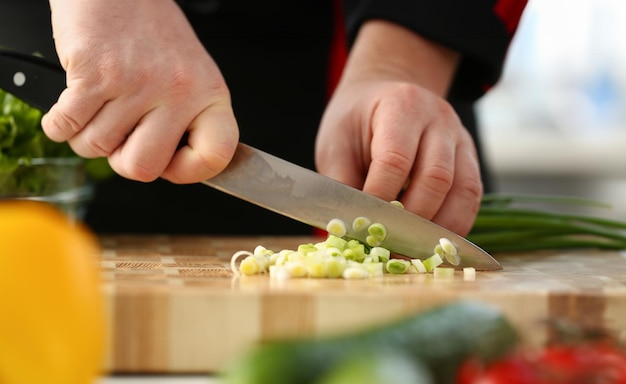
[467,194,626,253]
[230,234,465,280]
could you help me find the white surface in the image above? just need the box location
[481,129,626,177]
[475,0,626,221]
[477,0,626,178]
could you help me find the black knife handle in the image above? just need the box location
[0,49,66,112]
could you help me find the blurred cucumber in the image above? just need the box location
[316,348,434,384]
[224,300,518,384]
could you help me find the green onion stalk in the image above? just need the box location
[467,194,626,253]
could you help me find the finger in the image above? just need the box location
[41,81,107,143]
[400,126,456,220]
[361,105,421,202]
[430,144,483,236]
[66,94,150,158]
[161,102,239,184]
[107,105,191,182]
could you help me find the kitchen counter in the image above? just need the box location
[99,235,626,375]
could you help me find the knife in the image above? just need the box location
[0,49,501,270]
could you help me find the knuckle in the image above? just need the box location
[78,134,116,158]
[120,161,160,182]
[388,82,423,102]
[43,110,83,140]
[200,142,236,175]
[458,176,484,214]
[372,149,413,179]
[421,163,455,196]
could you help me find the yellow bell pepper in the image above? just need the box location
[0,201,106,384]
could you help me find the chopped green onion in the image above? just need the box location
[323,235,348,250]
[286,261,308,278]
[297,243,318,255]
[274,250,293,266]
[253,245,273,257]
[369,247,390,264]
[325,247,343,257]
[439,238,457,256]
[444,253,461,266]
[368,223,388,242]
[433,267,455,278]
[365,235,381,247]
[390,200,404,209]
[410,259,427,273]
[230,250,253,274]
[288,251,306,263]
[364,262,384,277]
[240,256,261,276]
[422,254,443,272]
[325,258,346,278]
[346,240,366,261]
[269,265,289,280]
[342,248,358,261]
[463,267,476,281]
[434,238,460,266]
[307,262,327,278]
[386,259,410,274]
[342,267,369,279]
[352,216,372,232]
[326,218,347,237]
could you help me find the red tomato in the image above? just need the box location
[457,353,543,384]
[537,343,626,384]
[458,343,626,384]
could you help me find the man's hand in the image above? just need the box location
[44,0,239,183]
[316,21,482,236]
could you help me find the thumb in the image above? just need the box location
[162,102,239,184]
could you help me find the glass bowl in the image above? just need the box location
[0,157,93,219]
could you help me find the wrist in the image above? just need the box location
[339,20,460,97]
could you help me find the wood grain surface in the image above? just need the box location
[99,235,626,374]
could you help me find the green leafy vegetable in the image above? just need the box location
[0,88,113,196]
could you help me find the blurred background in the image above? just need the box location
[479,0,626,219]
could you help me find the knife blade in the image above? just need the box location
[0,48,501,270]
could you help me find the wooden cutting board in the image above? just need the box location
[99,235,626,374]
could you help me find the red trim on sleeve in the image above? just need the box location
[316,0,348,237]
[327,0,348,98]
[494,0,528,35]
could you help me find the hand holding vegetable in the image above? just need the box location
[44,0,239,183]
[316,20,482,236]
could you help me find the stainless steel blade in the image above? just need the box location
[203,143,501,271]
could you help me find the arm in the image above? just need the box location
[316,1,527,236]
[342,0,528,100]
[339,19,460,98]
